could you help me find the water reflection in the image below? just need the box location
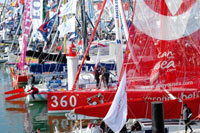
[25,102,49,133]
[49,114,70,132]
[25,102,86,133]
[1,64,99,133]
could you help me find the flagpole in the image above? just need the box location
[80,0,88,54]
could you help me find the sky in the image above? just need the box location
[0,0,5,4]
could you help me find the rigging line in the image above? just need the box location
[48,30,59,53]
[188,35,200,55]
[167,16,189,83]
[48,38,66,73]
[177,101,184,133]
[178,1,200,55]
[85,12,100,39]
[36,6,62,65]
[128,33,151,88]
[46,36,59,73]
[174,2,200,69]
[119,0,129,40]
[199,103,200,116]
[75,16,81,27]
[126,0,139,70]
[72,0,107,90]
[128,0,133,12]
[163,88,176,100]
[38,1,63,66]
[38,39,59,67]
[28,10,51,64]
[52,52,65,73]
[145,101,148,118]
[27,25,40,61]
[116,36,137,120]
[121,2,139,83]
[1,0,8,23]
[9,5,24,53]
[127,103,137,119]
[137,1,156,47]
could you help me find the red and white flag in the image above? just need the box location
[103,71,127,132]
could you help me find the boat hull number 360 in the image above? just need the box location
[51,95,77,108]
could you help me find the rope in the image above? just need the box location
[72,0,107,90]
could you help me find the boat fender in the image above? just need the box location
[87,93,104,105]
[87,98,97,105]
[86,122,101,133]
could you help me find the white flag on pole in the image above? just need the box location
[31,0,43,35]
[59,0,77,17]
[58,16,76,38]
[103,71,127,132]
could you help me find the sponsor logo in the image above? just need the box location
[146,91,200,101]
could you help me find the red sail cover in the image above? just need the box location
[122,0,200,95]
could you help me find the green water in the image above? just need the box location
[0,65,71,132]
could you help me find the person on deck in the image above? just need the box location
[95,67,101,89]
[182,104,193,133]
[30,74,35,85]
[100,66,110,89]
[27,85,39,100]
[100,120,114,133]
[99,66,105,89]
[131,121,141,131]
[103,68,110,89]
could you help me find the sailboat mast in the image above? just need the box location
[63,0,67,54]
[0,0,7,22]
[80,0,88,54]
[118,0,129,40]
